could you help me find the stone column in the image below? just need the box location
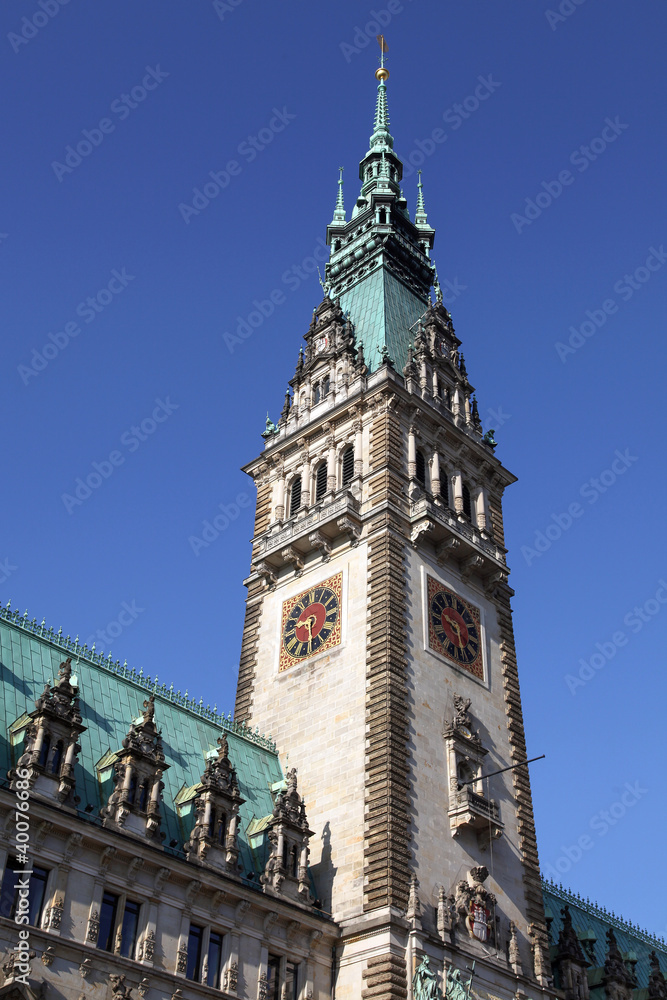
[274,472,285,523]
[327,435,336,493]
[432,370,440,399]
[432,451,441,497]
[408,428,417,480]
[452,470,463,514]
[354,420,363,478]
[452,388,461,422]
[464,394,472,426]
[475,487,488,531]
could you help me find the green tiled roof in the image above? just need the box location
[543,879,667,992]
[339,267,429,374]
[0,607,282,878]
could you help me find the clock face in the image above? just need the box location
[279,572,343,672]
[427,575,483,678]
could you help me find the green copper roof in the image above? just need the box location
[543,879,667,993]
[0,608,282,878]
[338,267,429,374]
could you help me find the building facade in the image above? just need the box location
[1,58,666,1000]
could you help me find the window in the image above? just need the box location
[289,845,299,878]
[51,741,63,774]
[315,463,328,503]
[119,899,140,959]
[416,449,426,486]
[289,478,302,517]
[0,859,49,926]
[322,376,330,396]
[267,955,281,1000]
[439,470,449,507]
[342,446,354,486]
[38,734,50,769]
[138,780,148,811]
[285,961,300,1000]
[462,483,472,521]
[127,774,137,805]
[186,923,204,981]
[313,383,320,405]
[207,931,224,988]
[218,813,227,846]
[98,891,119,952]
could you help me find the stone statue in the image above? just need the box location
[413,956,442,1000]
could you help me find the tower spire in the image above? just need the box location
[332,166,346,223]
[415,169,428,227]
[369,35,393,151]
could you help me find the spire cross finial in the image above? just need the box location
[375,35,389,82]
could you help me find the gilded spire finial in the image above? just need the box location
[369,37,393,151]
[375,34,389,82]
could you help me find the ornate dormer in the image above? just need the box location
[261,768,314,903]
[551,906,590,1000]
[443,694,503,849]
[10,656,86,808]
[100,696,169,843]
[602,928,637,1000]
[648,952,667,1000]
[184,733,244,871]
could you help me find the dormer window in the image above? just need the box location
[315,463,328,503]
[379,208,387,224]
[440,470,450,507]
[38,734,50,769]
[313,383,321,405]
[289,478,302,517]
[322,376,330,396]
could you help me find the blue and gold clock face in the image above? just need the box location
[279,573,342,671]
[427,576,483,678]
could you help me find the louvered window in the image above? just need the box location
[315,463,328,502]
[440,470,449,507]
[289,478,302,517]
[416,449,426,486]
[462,483,472,521]
[342,446,355,485]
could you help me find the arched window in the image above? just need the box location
[208,808,216,839]
[379,208,387,225]
[462,483,472,521]
[127,774,137,805]
[315,463,328,503]
[313,383,320,405]
[289,477,302,517]
[322,376,330,396]
[440,470,449,507]
[38,734,51,770]
[289,845,299,878]
[416,449,426,486]
[218,814,227,846]
[342,446,355,486]
[282,839,290,870]
[51,741,63,775]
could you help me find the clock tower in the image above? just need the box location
[235,61,552,1000]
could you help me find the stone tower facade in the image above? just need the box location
[235,67,552,999]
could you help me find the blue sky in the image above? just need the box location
[2,1,666,936]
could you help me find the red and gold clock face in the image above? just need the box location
[279,572,343,672]
[427,575,483,678]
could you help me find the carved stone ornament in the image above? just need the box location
[41,946,56,967]
[138,979,150,998]
[87,908,100,942]
[80,957,93,979]
[260,768,314,903]
[48,895,64,930]
[454,867,496,944]
[109,974,133,1000]
[176,946,188,975]
[257,971,269,1000]
[224,962,239,993]
[509,921,523,976]
[602,927,636,1000]
[142,929,155,963]
[183,734,244,872]
[648,952,667,1000]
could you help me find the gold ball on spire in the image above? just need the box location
[375,67,389,82]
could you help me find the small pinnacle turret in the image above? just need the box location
[332,167,346,224]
